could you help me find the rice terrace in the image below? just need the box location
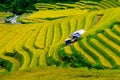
[0,0,120,80]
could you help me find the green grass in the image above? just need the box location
[89,40,112,68]
[104,29,120,45]
[102,0,118,7]
[0,55,20,72]
[79,40,100,66]
[90,38,119,68]
[81,39,112,68]
[112,25,120,35]
[72,42,96,65]
[97,33,120,56]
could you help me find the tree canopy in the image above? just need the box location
[0,0,102,14]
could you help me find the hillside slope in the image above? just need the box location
[0,7,120,74]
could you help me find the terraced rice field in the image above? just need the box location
[0,1,120,78]
[20,0,120,24]
[34,0,120,10]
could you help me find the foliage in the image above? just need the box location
[0,0,79,14]
[82,0,102,2]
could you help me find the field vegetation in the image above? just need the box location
[0,0,120,80]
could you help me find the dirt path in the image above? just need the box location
[94,14,103,25]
